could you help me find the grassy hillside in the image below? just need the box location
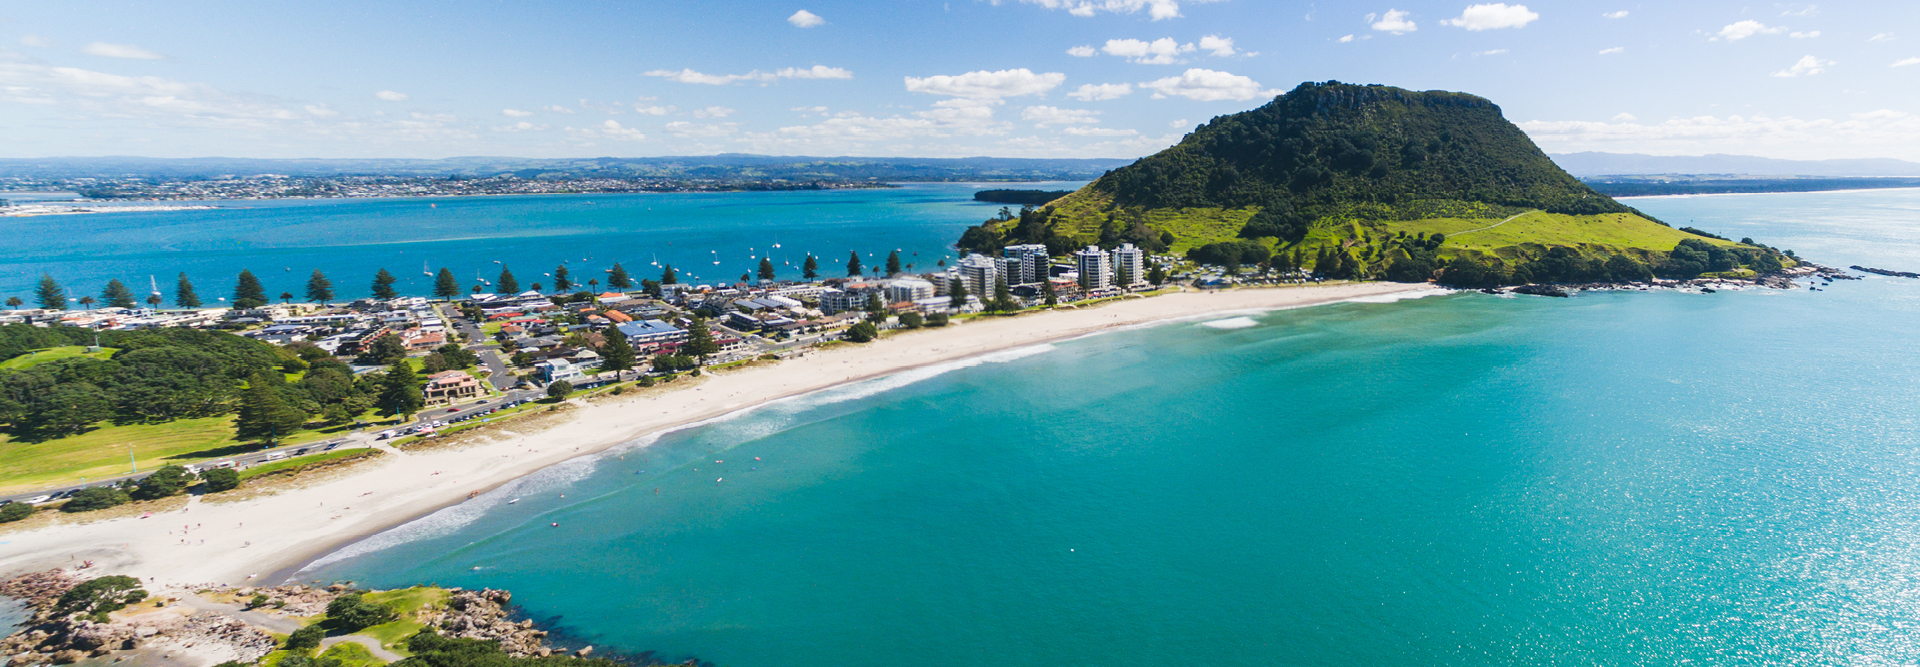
[0,346,117,371]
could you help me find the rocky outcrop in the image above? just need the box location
[432,588,553,657]
[1851,265,1920,278]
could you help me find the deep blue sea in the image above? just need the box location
[282,188,1916,665]
[0,182,1080,301]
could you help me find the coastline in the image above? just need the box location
[0,282,1427,588]
[1614,185,1920,200]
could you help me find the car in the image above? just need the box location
[25,495,52,505]
[449,407,460,413]
[263,453,287,462]
[292,448,309,455]
[324,443,340,451]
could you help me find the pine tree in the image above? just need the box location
[948,276,968,309]
[235,375,307,444]
[661,264,677,285]
[497,266,519,294]
[377,362,425,417]
[232,270,267,308]
[175,273,202,308]
[35,274,67,311]
[433,268,460,300]
[600,328,635,371]
[847,251,863,277]
[101,279,137,309]
[1043,275,1058,306]
[372,268,399,300]
[685,316,720,361]
[146,294,162,308]
[553,265,572,292]
[754,257,775,281]
[609,263,633,289]
[865,291,885,314]
[802,254,819,279]
[886,250,902,276]
[993,276,1015,312]
[306,270,335,304]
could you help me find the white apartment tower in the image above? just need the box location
[1074,245,1113,291]
[1111,243,1146,289]
[1001,244,1049,285]
[957,253,1000,297]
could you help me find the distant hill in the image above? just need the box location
[956,81,1791,286]
[0,154,1130,183]
[1551,152,1920,177]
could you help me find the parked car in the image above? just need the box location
[25,495,52,505]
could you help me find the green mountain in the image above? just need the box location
[957,81,1792,285]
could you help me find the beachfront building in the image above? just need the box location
[886,278,936,304]
[423,370,483,405]
[958,253,999,297]
[1111,243,1147,289]
[1075,246,1113,291]
[615,319,688,352]
[1002,244,1048,286]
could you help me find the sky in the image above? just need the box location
[2,0,1918,161]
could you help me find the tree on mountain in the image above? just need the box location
[371,268,399,300]
[802,254,819,279]
[758,257,777,281]
[847,251,863,277]
[36,275,67,311]
[948,276,969,309]
[232,270,267,308]
[497,266,519,294]
[305,270,335,305]
[101,279,137,309]
[661,264,677,285]
[235,374,307,444]
[433,268,460,300]
[608,263,633,289]
[553,265,572,292]
[886,250,902,276]
[174,273,202,308]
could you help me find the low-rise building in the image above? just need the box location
[423,370,483,405]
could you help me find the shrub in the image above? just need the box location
[249,593,270,609]
[546,380,573,400]
[638,376,656,388]
[60,487,131,513]
[324,593,396,632]
[927,313,950,327]
[898,312,925,329]
[131,465,193,500]
[201,468,241,493]
[285,623,326,652]
[55,575,147,621]
[0,502,31,523]
[845,321,879,343]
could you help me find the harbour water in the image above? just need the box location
[287,188,1918,665]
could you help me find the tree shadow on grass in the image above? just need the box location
[165,443,266,460]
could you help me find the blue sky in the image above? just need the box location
[2,0,1917,160]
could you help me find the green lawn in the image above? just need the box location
[317,641,384,667]
[238,448,379,480]
[0,346,117,371]
[1380,211,1732,260]
[354,586,451,652]
[0,416,336,494]
[481,322,502,335]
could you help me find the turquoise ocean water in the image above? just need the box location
[0,182,1079,300]
[280,188,1916,665]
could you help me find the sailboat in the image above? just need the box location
[422,261,432,277]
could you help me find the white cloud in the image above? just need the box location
[305,104,339,117]
[1197,35,1238,56]
[1014,0,1219,21]
[1102,37,1195,64]
[1780,5,1819,16]
[493,121,548,132]
[502,108,535,117]
[1602,10,1628,19]
[1612,112,1636,121]
[1368,10,1417,34]
[568,119,646,141]
[788,10,826,27]
[1714,20,1786,41]
[1473,49,1509,56]
[1519,110,1920,160]
[1338,34,1356,42]
[692,106,737,118]
[1139,68,1270,101]
[1870,33,1895,42]
[664,121,740,137]
[1068,83,1133,101]
[20,34,51,48]
[1772,54,1833,77]
[1791,31,1819,39]
[904,69,1065,99]
[1170,118,1189,127]
[82,42,164,60]
[645,65,851,85]
[1062,126,1138,136]
[375,90,409,102]
[1067,45,1098,57]
[1894,57,1920,67]
[1021,105,1101,125]
[634,104,674,115]
[1599,46,1625,54]
[1440,4,1538,30]
[542,105,575,114]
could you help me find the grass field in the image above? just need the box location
[1377,211,1732,261]
[236,448,378,481]
[355,586,451,652]
[0,346,117,371]
[0,416,335,494]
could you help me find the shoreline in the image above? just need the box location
[0,282,1427,588]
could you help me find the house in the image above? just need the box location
[615,319,688,351]
[423,371,482,405]
[535,358,593,384]
[404,331,447,351]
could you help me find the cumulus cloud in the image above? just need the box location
[82,42,164,60]
[788,10,826,27]
[1014,0,1219,21]
[1102,38,1195,64]
[1791,31,1820,38]
[692,106,737,118]
[493,121,548,132]
[1139,68,1270,101]
[305,104,339,117]
[1068,83,1133,101]
[542,105,575,113]
[502,108,535,117]
[645,65,851,85]
[20,34,52,48]
[1772,54,1833,77]
[1894,57,1920,67]
[1714,20,1786,41]
[1170,118,1189,127]
[1519,110,1920,159]
[1368,10,1417,34]
[1197,35,1239,56]
[375,90,409,102]
[1021,105,1101,126]
[904,69,1065,99]
[1603,10,1628,19]
[1338,34,1358,42]
[1599,46,1624,54]
[568,119,646,141]
[1067,45,1098,57]
[665,121,740,137]
[1440,4,1538,30]
[634,104,674,115]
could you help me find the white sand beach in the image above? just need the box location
[0,282,1431,587]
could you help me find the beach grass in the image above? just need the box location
[0,346,117,371]
[0,417,327,494]
[317,641,385,666]
[237,448,379,481]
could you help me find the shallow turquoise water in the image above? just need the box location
[305,190,1920,666]
[0,182,1075,300]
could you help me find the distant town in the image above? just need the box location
[0,174,885,202]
